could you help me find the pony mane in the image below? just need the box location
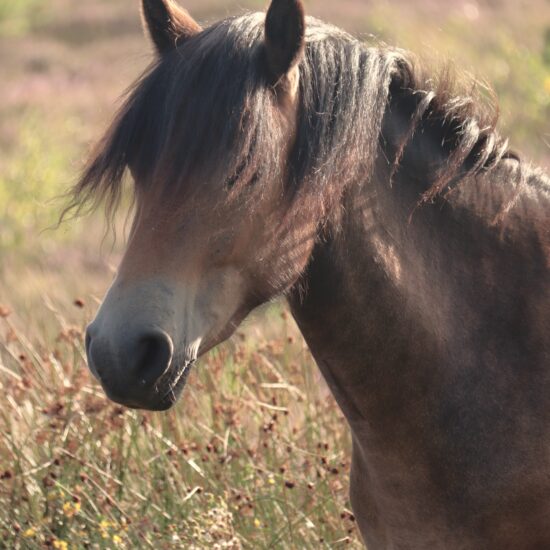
[68,13,512,220]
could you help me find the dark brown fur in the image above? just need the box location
[67,13,513,225]
[74,3,550,548]
[141,0,202,54]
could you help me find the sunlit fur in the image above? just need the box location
[69,14,514,224]
[76,9,550,549]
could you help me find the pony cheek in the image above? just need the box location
[181,266,250,354]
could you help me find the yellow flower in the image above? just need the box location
[100,519,112,530]
[112,534,123,545]
[62,500,81,518]
[53,541,69,550]
[544,76,550,94]
[23,528,36,538]
[254,518,261,528]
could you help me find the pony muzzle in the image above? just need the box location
[85,323,181,410]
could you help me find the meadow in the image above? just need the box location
[0,0,549,548]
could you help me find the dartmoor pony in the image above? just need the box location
[77,0,550,547]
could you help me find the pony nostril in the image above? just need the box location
[132,330,174,386]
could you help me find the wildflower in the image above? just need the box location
[53,541,69,550]
[99,520,112,530]
[99,519,113,539]
[254,518,261,528]
[112,534,123,545]
[62,500,81,518]
[268,475,275,485]
[545,76,550,94]
[23,528,36,538]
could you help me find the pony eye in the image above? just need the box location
[225,161,246,189]
[225,165,260,189]
[225,172,240,189]
[249,172,260,186]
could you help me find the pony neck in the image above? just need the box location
[287,151,535,433]
[287,161,435,431]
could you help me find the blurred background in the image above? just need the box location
[0,1,549,548]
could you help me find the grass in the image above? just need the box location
[0,305,359,549]
[1,0,549,548]
[0,111,80,250]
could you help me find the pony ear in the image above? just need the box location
[141,0,202,55]
[264,0,306,89]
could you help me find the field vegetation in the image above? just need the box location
[1,0,549,547]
